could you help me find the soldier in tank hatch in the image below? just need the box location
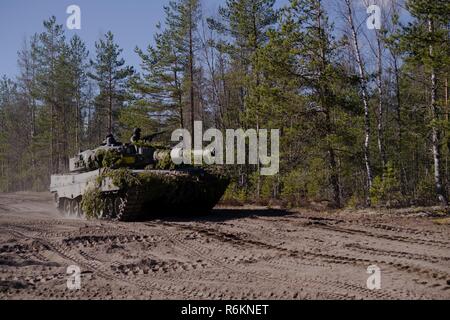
[103,134,119,147]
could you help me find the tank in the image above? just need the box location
[50,139,229,221]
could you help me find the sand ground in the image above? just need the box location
[0,192,449,300]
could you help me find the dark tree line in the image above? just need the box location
[1,0,449,208]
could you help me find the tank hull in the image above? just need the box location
[50,168,229,221]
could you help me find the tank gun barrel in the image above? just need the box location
[142,130,168,142]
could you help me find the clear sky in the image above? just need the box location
[0,0,402,80]
[0,0,230,79]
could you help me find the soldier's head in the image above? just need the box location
[133,128,141,135]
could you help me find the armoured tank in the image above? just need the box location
[50,137,229,221]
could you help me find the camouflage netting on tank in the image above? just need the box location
[81,168,229,219]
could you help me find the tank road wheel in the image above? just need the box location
[77,199,85,218]
[72,198,84,219]
[54,193,60,210]
[69,200,79,218]
[56,196,64,215]
[63,199,72,217]
[98,199,107,219]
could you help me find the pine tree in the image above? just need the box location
[259,0,362,207]
[133,27,186,129]
[17,36,39,184]
[400,0,450,205]
[88,31,134,140]
[208,0,278,122]
[208,0,278,198]
[32,16,67,174]
[68,35,89,152]
[133,0,202,136]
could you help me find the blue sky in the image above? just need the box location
[0,0,231,78]
[0,0,405,79]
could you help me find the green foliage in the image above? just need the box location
[416,177,438,206]
[91,149,135,170]
[400,0,450,69]
[81,187,104,219]
[103,168,141,189]
[222,182,248,204]
[281,169,305,207]
[154,152,176,170]
[260,176,277,202]
[370,162,403,207]
[132,0,202,130]
[101,149,123,168]
[117,106,159,142]
[346,195,361,209]
[280,157,328,207]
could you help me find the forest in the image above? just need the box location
[0,0,449,209]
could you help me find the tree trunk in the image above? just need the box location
[375,34,387,171]
[189,2,195,137]
[345,0,373,205]
[75,85,80,152]
[173,61,184,128]
[428,19,448,206]
[445,77,449,186]
[109,76,113,134]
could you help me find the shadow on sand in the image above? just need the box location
[138,207,292,223]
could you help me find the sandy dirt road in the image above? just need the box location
[0,192,449,300]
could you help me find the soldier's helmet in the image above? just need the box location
[133,128,141,135]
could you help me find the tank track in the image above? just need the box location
[115,185,226,221]
[115,189,144,222]
[57,187,224,222]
